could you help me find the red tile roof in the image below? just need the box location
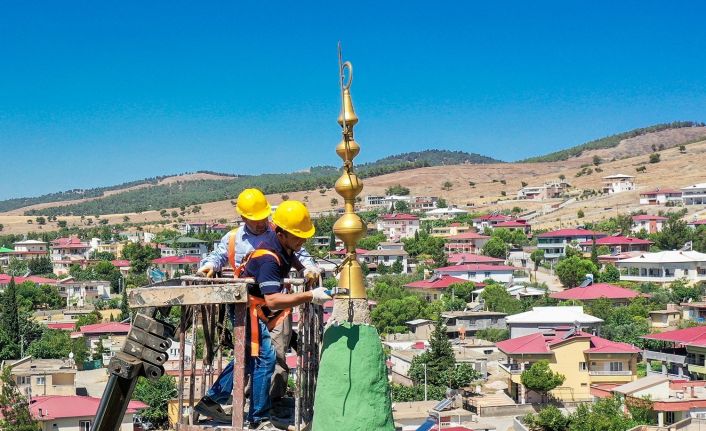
[28,396,146,420]
[494,220,530,228]
[537,229,606,238]
[111,259,131,267]
[152,256,201,264]
[405,275,470,290]
[436,264,517,272]
[329,248,369,256]
[476,214,512,221]
[447,232,490,240]
[579,236,652,246]
[689,219,706,226]
[550,283,644,301]
[382,213,419,221]
[632,214,669,221]
[642,326,706,346]
[497,329,639,355]
[0,274,58,285]
[77,322,130,335]
[51,237,90,248]
[447,253,505,264]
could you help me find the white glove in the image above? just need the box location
[197,263,215,278]
[311,287,332,306]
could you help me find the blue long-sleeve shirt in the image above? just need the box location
[200,224,317,272]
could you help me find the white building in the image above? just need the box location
[434,263,519,284]
[536,228,607,261]
[602,174,636,194]
[361,249,409,273]
[616,250,706,284]
[682,183,706,205]
[159,237,208,257]
[505,306,603,338]
[424,207,468,220]
[639,188,683,205]
[376,214,420,241]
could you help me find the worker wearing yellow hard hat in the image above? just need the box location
[195,191,326,425]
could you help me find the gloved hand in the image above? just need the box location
[310,286,332,306]
[304,266,322,286]
[196,263,215,278]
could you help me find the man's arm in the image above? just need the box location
[198,231,231,274]
[255,256,330,310]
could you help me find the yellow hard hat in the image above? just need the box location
[272,200,315,239]
[235,188,271,221]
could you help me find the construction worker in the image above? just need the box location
[194,189,322,424]
[241,200,330,429]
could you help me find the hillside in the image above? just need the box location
[5,150,500,217]
[521,121,706,163]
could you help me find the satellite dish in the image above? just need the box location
[68,352,74,359]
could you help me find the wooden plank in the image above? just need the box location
[128,284,247,307]
[232,303,247,431]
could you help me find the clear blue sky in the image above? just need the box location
[2,1,706,200]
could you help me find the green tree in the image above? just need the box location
[27,256,53,275]
[395,200,411,213]
[409,317,455,386]
[7,257,29,277]
[436,198,447,208]
[649,153,661,163]
[596,264,620,283]
[26,329,89,362]
[482,237,508,258]
[358,232,387,250]
[653,218,692,250]
[1,278,21,359]
[669,279,704,303]
[133,375,178,428]
[0,366,40,431]
[385,184,410,196]
[74,310,102,330]
[523,405,569,431]
[442,181,453,191]
[530,249,544,281]
[475,328,510,342]
[118,287,130,321]
[16,282,63,310]
[520,360,565,402]
[371,295,431,334]
[568,395,639,431]
[556,256,597,288]
[122,242,161,273]
[480,283,522,314]
[391,258,404,274]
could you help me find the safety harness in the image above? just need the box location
[228,232,292,357]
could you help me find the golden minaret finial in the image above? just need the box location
[332,43,367,299]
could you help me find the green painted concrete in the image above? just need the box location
[312,323,395,431]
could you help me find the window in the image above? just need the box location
[36,376,45,385]
[17,376,30,385]
[79,420,91,431]
[609,362,623,372]
[579,362,587,371]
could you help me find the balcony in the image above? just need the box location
[643,349,687,365]
[588,370,632,376]
[498,363,523,374]
[688,363,706,375]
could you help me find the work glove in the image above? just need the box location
[196,263,215,278]
[304,266,322,286]
[310,286,332,306]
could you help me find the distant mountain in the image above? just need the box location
[520,121,706,163]
[14,150,500,217]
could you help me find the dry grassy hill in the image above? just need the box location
[1,128,705,235]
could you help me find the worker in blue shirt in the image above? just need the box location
[194,190,322,424]
[241,200,330,429]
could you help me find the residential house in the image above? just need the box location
[424,207,468,220]
[158,236,208,257]
[179,221,231,236]
[446,253,505,266]
[472,214,512,231]
[151,255,200,278]
[71,322,130,365]
[111,259,131,276]
[410,196,439,212]
[361,249,409,273]
[381,195,413,210]
[89,238,124,259]
[591,375,706,427]
[441,310,507,339]
[505,306,603,338]
[536,228,608,261]
[376,214,420,241]
[404,275,470,301]
[57,278,111,308]
[378,241,405,251]
[2,358,76,397]
[632,214,669,234]
[639,188,683,206]
[649,304,682,330]
[434,263,519,284]
[118,230,156,244]
[602,174,636,194]
[682,183,706,206]
[405,319,435,339]
[0,274,58,291]
[641,327,706,380]
[579,235,652,254]
[497,327,639,403]
[389,343,489,387]
[492,220,532,235]
[616,250,706,283]
[12,239,49,261]
[680,302,706,323]
[26,395,145,431]
[311,236,333,248]
[517,181,571,200]
[50,237,91,276]
[430,223,472,238]
[364,195,385,207]
[549,283,646,306]
[444,232,491,254]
